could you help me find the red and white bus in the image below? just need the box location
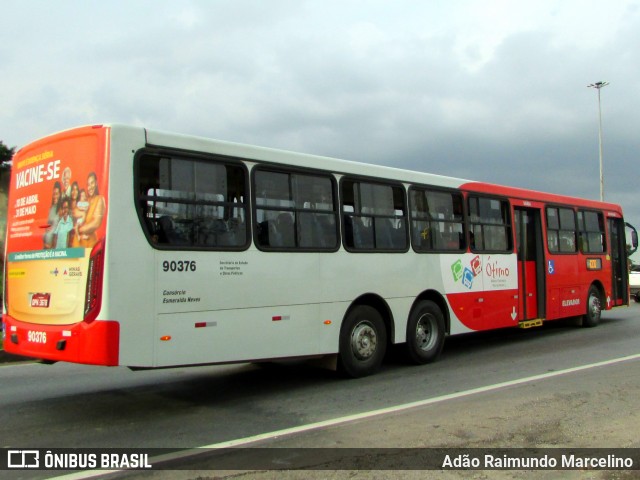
[3,124,637,377]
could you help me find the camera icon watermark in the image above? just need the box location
[7,450,40,469]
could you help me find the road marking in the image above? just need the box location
[51,352,640,479]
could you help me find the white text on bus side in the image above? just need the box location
[15,160,61,190]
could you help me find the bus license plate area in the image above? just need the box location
[30,292,51,308]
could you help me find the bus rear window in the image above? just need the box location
[136,153,249,249]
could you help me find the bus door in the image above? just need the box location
[608,218,628,306]
[514,207,545,321]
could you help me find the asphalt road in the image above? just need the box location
[2,304,640,479]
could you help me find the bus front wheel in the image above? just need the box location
[582,286,602,328]
[406,300,445,364]
[338,305,387,378]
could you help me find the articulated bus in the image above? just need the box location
[3,125,638,377]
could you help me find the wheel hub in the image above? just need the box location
[416,314,435,351]
[351,322,378,360]
[589,295,601,317]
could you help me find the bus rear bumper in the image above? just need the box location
[2,315,120,366]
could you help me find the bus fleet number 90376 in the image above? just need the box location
[162,260,197,273]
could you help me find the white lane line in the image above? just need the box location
[50,353,640,479]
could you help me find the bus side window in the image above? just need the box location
[578,210,606,253]
[546,206,577,254]
[253,168,338,251]
[409,188,465,252]
[467,196,512,253]
[341,179,407,252]
[136,154,249,250]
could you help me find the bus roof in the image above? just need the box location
[17,123,622,214]
[144,125,622,213]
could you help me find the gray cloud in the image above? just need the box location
[2,0,639,252]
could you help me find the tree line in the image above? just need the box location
[0,140,14,284]
[1,140,15,167]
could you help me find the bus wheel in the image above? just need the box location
[582,286,601,328]
[406,300,445,364]
[338,305,387,378]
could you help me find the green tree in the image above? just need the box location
[0,140,12,295]
[0,140,15,168]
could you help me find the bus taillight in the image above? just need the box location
[84,240,105,322]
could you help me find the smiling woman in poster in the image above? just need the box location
[76,172,105,248]
[43,181,62,249]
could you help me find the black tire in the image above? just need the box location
[582,285,602,328]
[406,300,446,364]
[338,305,387,378]
[634,292,640,304]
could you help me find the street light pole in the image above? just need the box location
[587,81,609,202]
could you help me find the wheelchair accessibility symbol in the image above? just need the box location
[548,260,555,275]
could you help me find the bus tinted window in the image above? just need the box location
[137,153,248,249]
[468,196,512,252]
[547,206,577,253]
[341,179,408,251]
[253,169,338,250]
[578,210,605,253]
[409,188,465,251]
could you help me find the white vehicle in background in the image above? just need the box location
[630,264,640,303]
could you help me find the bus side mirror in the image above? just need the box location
[626,222,638,255]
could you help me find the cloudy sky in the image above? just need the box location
[2,0,639,246]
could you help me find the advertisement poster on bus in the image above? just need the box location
[5,127,110,325]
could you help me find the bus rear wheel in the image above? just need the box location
[338,305,387,378]
[406,300,445,364]
[582,286,602,328]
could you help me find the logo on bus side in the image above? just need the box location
[448,254,516,292]
[451,255,482,290]
[451,260,464,282]
[462,268,474,289]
